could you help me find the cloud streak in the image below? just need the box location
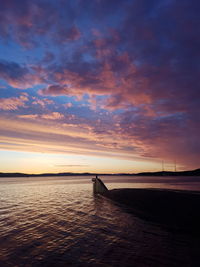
[55,165,89,167]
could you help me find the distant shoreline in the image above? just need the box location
[0,168,200,177]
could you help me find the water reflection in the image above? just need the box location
[0,176,199,266]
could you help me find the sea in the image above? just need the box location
[0,175,200,267]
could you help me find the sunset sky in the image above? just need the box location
[0,0,199,174]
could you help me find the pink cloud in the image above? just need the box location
[32,98,54,108]
[0,93,28,110]
[18,114,38,119]
[40,61,122,98]
[63,103,73,108]
[41,112,64,120]
[18,112,64,121]
[39,54,154,110]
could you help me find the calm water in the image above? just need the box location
[0,176,200,267]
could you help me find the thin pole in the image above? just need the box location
[162,160,164,172]
[174,160,176,172]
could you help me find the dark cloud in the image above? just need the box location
[0,0,81,47]
[55,25,81,43]
[0,60,42,88]
[0,60,28,79]
[41,52,55,64]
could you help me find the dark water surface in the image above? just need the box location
[0,176,200,266]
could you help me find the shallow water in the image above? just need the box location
[0,176,200,266]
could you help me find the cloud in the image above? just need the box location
[41,52,55,64]
[0,60,43,89]
[0,0,81,48]
[55,164,89,167]
[114,109,200,169]
[39,0,200,168]
[41,112,64,120]
[63,103,73,108]
[39,85,71,96]
[55,25,81,43]
[0,0,199,170]
[32,97,54,108]
[18,112,64,121]
[0,116,142,162]
[18,114,38,119]
[0,93,28,110]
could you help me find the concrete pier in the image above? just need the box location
[92,175,108,194]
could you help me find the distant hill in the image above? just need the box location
[0,169,200,177]
[136,169,200,176]
[0,172,94,177]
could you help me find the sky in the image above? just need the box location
[0,0,199,174]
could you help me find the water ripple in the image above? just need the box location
[0,177,199,266]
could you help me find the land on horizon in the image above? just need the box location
[0,168,200,177]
